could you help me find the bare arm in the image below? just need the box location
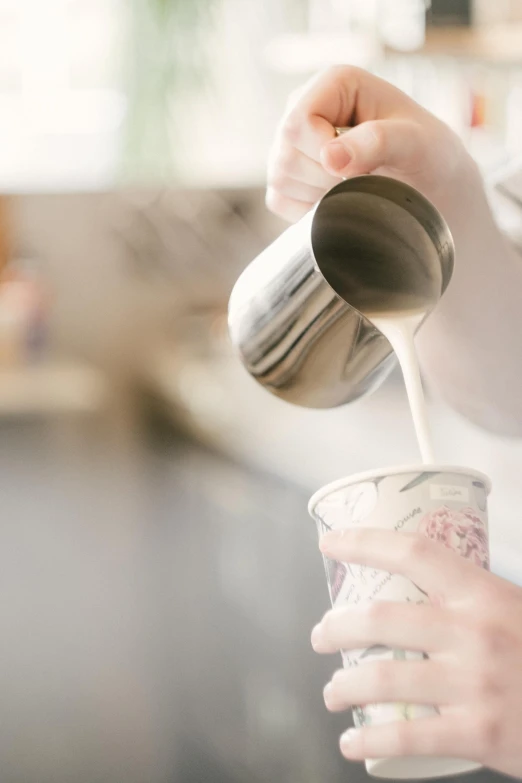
[418,159,522,436]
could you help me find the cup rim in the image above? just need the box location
[308,463,491,516]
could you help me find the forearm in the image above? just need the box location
[418,157,522,436]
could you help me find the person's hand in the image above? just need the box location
[311,528,522,778]
[266,66,473,222]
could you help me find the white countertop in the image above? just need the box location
[146,344,522,582]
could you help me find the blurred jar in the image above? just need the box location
[0,262,49,367]
[378,0,428,52]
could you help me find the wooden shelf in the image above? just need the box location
[267,25,522,72]
[265,32,380,73]
[398,24,522,63]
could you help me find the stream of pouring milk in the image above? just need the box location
[369,312,435,465]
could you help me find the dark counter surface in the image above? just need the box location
[0,407,507,783]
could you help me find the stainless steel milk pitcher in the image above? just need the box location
[228,175,454,408]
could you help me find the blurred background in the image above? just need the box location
[2,1,522,782]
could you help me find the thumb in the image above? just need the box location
[320,119,426,178]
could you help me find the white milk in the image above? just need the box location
[369,312,435,464]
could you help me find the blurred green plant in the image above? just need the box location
[120,0,218,183]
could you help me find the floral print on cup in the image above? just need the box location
[310,467,490,757]
[342,481,379,523]
[418,505,489,570]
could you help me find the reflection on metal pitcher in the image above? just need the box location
[228,175,454,408]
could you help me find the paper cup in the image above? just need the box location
[308,464,491,780]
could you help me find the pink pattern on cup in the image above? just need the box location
[418,506,489,570]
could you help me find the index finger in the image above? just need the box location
[279,69,349,160]
[319,528,485,599]
[279,66,411,161]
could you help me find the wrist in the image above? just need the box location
[429,139,489,266]
[429,129,481,215]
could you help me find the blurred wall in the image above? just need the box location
[9,189,282,377]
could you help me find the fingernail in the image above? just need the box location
[323,682,333,706]
[340,728,359,755]
[319,530,343,554]
[311,623,323,650]
[324,140,353,171]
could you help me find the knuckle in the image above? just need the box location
[331,668,349,687]
[349,527,369,550]
[472,616,511,658]
[472,711,502,753]
[506,580,522,602]
[367,661,390,692]
[473,661,502,702]
[472,580,505,610]
[265,187,283,215]
[321,608,341,640]
[277,145,297,176]
[366,121,385,150]
[389,720,413,756]
[281,113,302,145]
[406,119,427,149]
[404,534,431,563]
[267,172,291,193]
[408,661,428,691]
[362,600,387,629]
[323,63,360,84]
